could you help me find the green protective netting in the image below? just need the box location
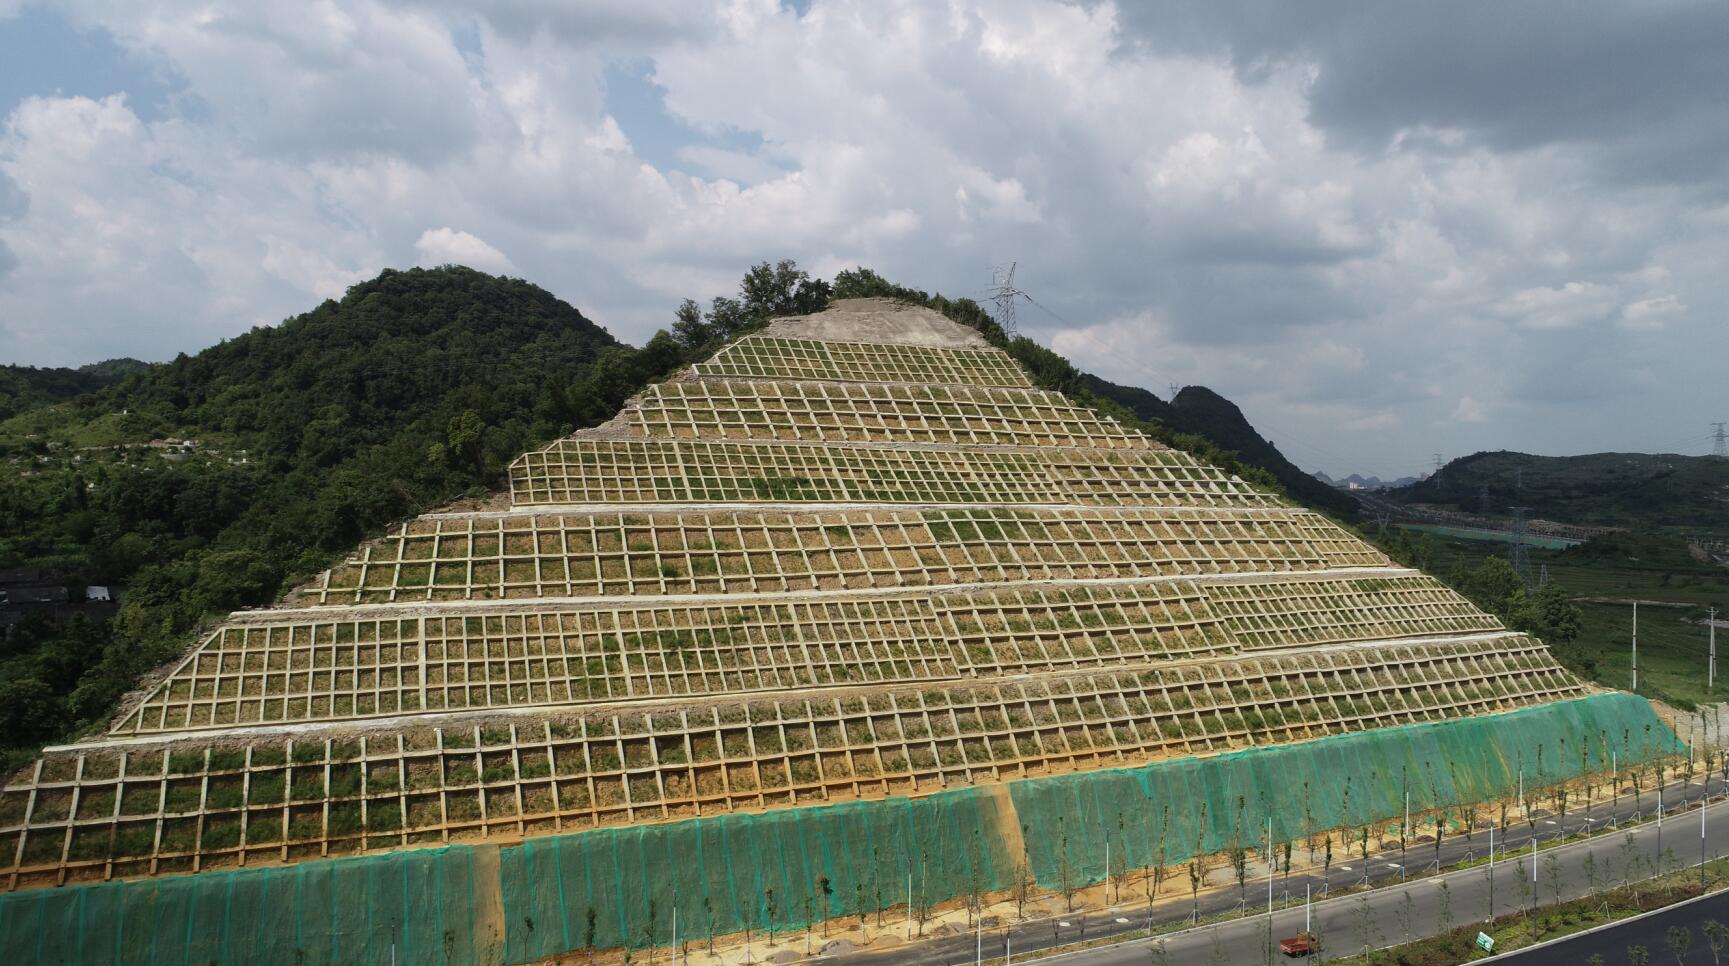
[498,786,1015,961]
[1008,692,1682,889]
[0,845,506,966]
[0,694,1679,964]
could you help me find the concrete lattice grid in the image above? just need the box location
[1,299,1590,893]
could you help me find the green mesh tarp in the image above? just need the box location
[1008,692,1681,888]
[0,845,505,966]
[497,786,1014,961]
[0,694,1680,964]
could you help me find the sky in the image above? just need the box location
[0,0,1724,478]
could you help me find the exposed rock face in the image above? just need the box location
[763,297,991,348]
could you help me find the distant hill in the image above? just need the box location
[0,266,626,757]
[1383,450,1729,535]
[3,267,621,468]
[1315,471,1422,491]
[0,358,150,422]
[1083,378,1360,519]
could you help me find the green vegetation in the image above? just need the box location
[1392,528,1726,608]
[0,269,616,770]
[0,358,148,423]
[0,261,851,771]
[1365,525,1728,708]
[1387,449,1729,537]
[1568,602,1718,709]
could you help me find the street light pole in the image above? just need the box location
[1711,607,1718,692]
[1267,817,1275,966]
[1633,600,1640,692]
[1402,791,1409,882]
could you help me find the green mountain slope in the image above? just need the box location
[0,266,625,761]
[0,359,149,422]
[1387,450,1729,535]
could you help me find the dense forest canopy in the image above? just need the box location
[0,358,149,423]
[0,267,626,765]
[0,260,1330,772]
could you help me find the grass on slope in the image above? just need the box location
[1559,602,1719,710]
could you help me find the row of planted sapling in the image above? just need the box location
[463,736,1699,964]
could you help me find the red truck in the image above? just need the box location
[1279,932,1318,957]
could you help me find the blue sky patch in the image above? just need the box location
[602,58,789,183]
[0,7,187,121]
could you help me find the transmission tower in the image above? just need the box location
[1508,506,1533,586]
[1714,422,1728,459]
[1432,454,1445,490]
[987,263,1027,337]
[1538,564,1550,587]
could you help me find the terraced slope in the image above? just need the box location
[0,299,1651,965]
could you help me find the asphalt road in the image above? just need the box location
[840,774,1729,966]
[1500,889,1729,964]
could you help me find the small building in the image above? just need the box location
[85,586,113,603]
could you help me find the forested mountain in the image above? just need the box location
[0,260,1360,771]
[1385,450,1729,535]
[0,267,632,764]
[0,358,149,422]
[1082,378,1359,520]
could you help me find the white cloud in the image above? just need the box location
[0,0,1724,473]
[1451,396,1489,423]
[415,227,514,274]
[1492,281,1617,330]
[1620,293,1685,329]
